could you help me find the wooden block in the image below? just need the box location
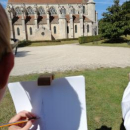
[37,74,54,86]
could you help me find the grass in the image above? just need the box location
[18,35,130,48]
[1,67,130,130]
[20,40,78,47]
[81,40,130,48]
[81,35,130,48]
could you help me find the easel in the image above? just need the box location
[8,75,88,130]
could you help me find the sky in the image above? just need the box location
[0,0,127,19]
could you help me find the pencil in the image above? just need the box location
[0,117,39,128]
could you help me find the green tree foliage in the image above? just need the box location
[122,1,130,36]
[99,0,130,39]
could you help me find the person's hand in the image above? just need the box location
[8,111,36,130]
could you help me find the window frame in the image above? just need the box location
[54,26,56,34]
[17,27,20,36]
[30,27,33,35]
[87,24,89,33]
[75,25,77,33]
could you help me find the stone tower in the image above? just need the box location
[87,0,95,22]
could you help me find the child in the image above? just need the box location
[0,4,35,130]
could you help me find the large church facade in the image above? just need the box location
[7,0,98,41]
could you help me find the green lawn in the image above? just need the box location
[18,35,130,48]
[81,35,130,48]
[22,40,78,47]
[0,67,130,130]
[80,40,130,48]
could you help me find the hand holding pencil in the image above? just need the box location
[6,111,37,130]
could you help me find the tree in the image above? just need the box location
[99,0,125,39]
[121,1,130,37]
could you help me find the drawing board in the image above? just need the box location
[8,76,88,130]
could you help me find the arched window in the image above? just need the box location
[17,28,20,36]
[87,25,89,33]
[75,25,77,33]
[49,7,57,15]
[38,7,45,15]
[83,24,85,33]
[67,26,69,33]
[71,8,75,14]
[30,27,32,35]
[27,7,34,15]
[15,7,22,15]
[70,7,75,14]
[61,7,66,14]
[54,26,56,34]
[83,6,85,14]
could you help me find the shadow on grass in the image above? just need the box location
[103,37,129,44]
[96,125,112,130]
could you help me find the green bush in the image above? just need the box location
[79,35,103,44]
[18,40,32,47]
[103,37,128,43]
[42,40,61,42]
[60,38,78,41]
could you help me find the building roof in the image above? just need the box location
[13,14,92,25]
[8,0,88,4]
[66,15,92,23]
[84,16,92,22]
[50,15,59,24]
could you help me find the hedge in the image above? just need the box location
[78,35,103,44]
[18,40,32,47]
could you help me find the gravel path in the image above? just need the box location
[10,44,130,76]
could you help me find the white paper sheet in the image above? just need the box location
[122,82,130,130]
[8,76,88,130]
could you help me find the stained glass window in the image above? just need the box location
[17,28,20,36]
[83,6,85,14]
[27,7,34,15]
[38,7,45,15]
[30,27,32,35]
[15,7,22,15]
[75,25,77,33]
[67,26,69,33]
[87,25,89,32]
[54,26,56,34]
[61,7,66,14]
[49,7,57,15]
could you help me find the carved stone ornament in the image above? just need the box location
[21,4,25,13]
[33,4,37,13]
[7,5,11,12]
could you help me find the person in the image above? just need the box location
[0,4,35,130]
[122,80,130,130]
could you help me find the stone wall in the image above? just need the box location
[7,0,98,41]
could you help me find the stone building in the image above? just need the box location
[7,0,98,41]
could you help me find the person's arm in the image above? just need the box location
[8,111,36,130]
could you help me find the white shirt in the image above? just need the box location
[122,82,130,130]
